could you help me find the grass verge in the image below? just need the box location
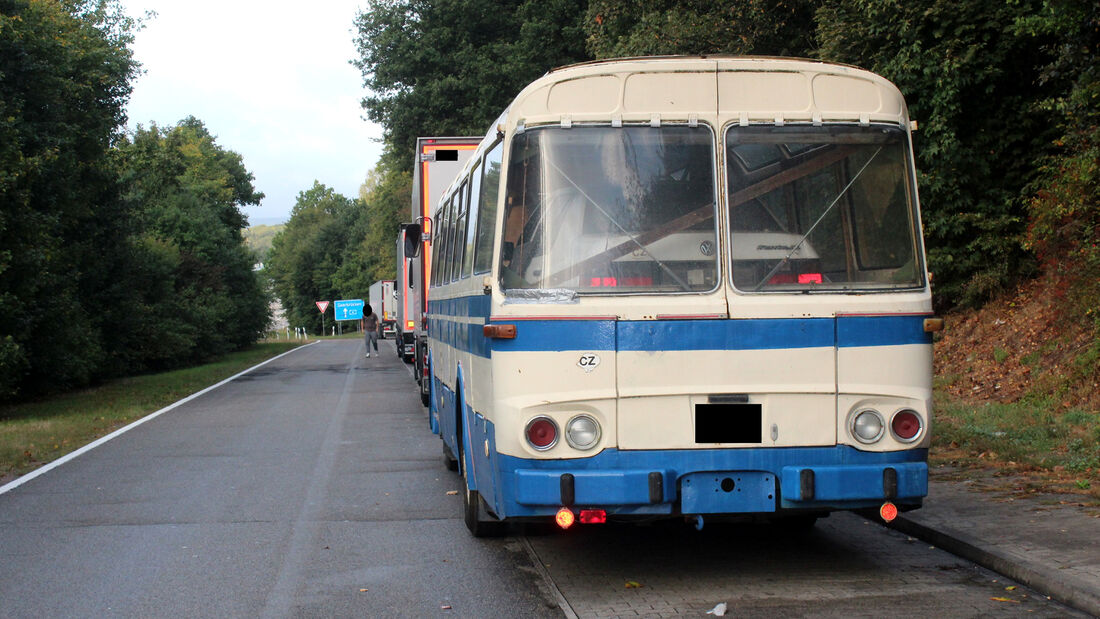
[0,341,306,483]
[931,387,1100,504]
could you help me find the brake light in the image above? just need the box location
[769,273,823,285]
[579,509,606,524]
[525,416,558,450]
[589,276,653,287]
[891,410,923,442]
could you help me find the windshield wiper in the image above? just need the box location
[753,146,883,291]
[544,157,693,291]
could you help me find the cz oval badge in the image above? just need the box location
[577,353,601,373]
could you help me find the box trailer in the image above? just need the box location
[368,280,396,339]
[397,137,481,398]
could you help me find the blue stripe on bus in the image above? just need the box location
[427,295,931,357]
[617,318,835,351]
[836,314,932,347]
[491,320,618,352]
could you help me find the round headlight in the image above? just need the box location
[851,409,885,444]
[891,409,923,442]
[525,416,558,450]
[565,415,601,450]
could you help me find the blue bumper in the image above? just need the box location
[493,446,927,518]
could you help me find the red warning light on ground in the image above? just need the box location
[880,501,898,522]
[555,507,575,529]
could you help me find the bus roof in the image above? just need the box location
[507,56,908,133]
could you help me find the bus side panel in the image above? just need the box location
[836,314,934,451]
[429,294,494,475]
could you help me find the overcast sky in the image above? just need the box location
[121,1,383,225]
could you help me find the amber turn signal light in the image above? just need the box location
[483,324,516,339]
[555,507,575,529]
[923,317,944,333]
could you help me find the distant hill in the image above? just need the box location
[244,224,284,262]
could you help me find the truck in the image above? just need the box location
[396,137,481,403]
[368,280,396,339]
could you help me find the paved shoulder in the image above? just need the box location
[891,478,1100,616]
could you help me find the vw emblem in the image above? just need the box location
[699,240,715,256]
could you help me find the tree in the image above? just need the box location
[584,0,819,58]
[356,158,413,284]
[816,0,1061,307]
[353,0,590,164]
[115,118,270,368]
[1021,0,1100,327]
[0,0,139,397]
[266,182,362,333]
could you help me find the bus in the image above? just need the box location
[407,57,940,536]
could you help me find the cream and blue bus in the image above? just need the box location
[406,57,940,536]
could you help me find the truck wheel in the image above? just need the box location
[443,440,458,471]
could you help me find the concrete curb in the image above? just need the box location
[887,514,1100,617]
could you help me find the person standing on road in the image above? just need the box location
[364,304,379,357]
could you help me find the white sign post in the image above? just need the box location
[315,301,330,337]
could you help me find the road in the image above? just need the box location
[0,339,1086,618]
[0,340,555,618]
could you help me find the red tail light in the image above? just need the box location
[891,410,923,441]
[525,417,557,450]
[579,509,607,524]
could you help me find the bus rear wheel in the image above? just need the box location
[459,440,505,537]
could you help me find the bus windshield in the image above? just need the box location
[500,125,718,294]
[727,125,923,292]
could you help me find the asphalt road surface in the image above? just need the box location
[0,340,556,618]
[0,339,1085,618]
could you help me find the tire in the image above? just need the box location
[772,514,819,532]
[420,350,432,406]
[458,436,505,537]
[443,440,458,471]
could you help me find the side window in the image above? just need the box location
[438,197,455,286]
[430,206,445,286]
[451,180,469,282]
[473,141,502,274]
[462,161,482,278]
[446,186,460,283]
